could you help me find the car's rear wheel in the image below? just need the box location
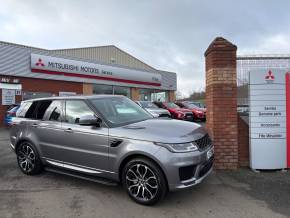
[122,157,167,205]
[16,141,42,175]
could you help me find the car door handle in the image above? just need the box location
[64,128,74,133]
[32,123,39,128]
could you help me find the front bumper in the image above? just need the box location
[195,113,206,119]
[154,145,214,191]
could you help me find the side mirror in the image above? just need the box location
[79,115,102,127]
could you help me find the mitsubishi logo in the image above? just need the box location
[265,70,275,83]
[35,58,45,67]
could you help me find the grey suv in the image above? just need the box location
[9,95,214,205]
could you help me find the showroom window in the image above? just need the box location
[93,84,130,98]
[113,86,131,98]
[139,89,168,102]
[93,84,113,95]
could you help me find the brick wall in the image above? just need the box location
[238,116,249,166]
[20,77,83,94]
[205,37,239,169]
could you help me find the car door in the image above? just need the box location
[36,100,65,161]
[60,99,109,173]
[23,100,63,158]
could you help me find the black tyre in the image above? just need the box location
[122,157,167,205]
[16,141,43,175]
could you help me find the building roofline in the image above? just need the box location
[237,54,290,60]
[53,44,158,71]
[0,40,48,51]
[50,45,116,51]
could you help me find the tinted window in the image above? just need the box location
[16,102,32,118]
[45,100,62,122]
[35,100,52,120]
[25,101,38,118]
[65,100,95,124]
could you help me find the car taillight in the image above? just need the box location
[7,111,16,117]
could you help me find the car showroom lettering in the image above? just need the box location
[47,61,113,76]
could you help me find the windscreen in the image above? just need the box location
[140,101,159,109]
[90,97,152,127]
[185,103,199,109]
[165,102,180,109]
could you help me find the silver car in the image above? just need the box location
[9,95,214,205]
[135,101,171,118]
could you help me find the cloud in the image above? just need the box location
[1,0,290,97]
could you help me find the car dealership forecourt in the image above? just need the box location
[1,37,290,172]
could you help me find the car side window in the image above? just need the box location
[65,100,95,124]
[16,102,32,118]
[25,101,38,119]
[35,100,52,120]
[44,100,63,122]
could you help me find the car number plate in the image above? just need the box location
[207,147,214,160]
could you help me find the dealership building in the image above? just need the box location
[0,41,177,124]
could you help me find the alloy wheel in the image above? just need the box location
[125,163,159,201]
[17,143,36,173]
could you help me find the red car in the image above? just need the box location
[175,101,206,121]
[154,102,194,121]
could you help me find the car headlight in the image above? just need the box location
[177,112,184,118]
[154,142,198,153]
[150,112,159,117]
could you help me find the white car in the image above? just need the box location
[135,101,171,118]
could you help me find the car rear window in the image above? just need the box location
[24,101,38,118]
[36,100,52,119]
[16,102,33,118]
[17,100,52,119]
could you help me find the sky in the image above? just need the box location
[1,0,290,97]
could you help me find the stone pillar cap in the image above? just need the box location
[204,37,237,56]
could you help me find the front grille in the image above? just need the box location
[198,157,214,178]
[159,113,171,118]
[194,134,212,151]
[184,113,194,121]
[179,165,197,181]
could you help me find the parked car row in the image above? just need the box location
[136,101,206,122]
[4,100,206,126]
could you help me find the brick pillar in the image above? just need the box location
[131,87,140,101]
[168,90,176,102]
[83,83,93,95]
[204,37,238,169]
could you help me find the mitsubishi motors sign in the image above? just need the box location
[31,54,161,86]
[249,69,289,170]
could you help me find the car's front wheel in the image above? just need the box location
[122,157,167,205]
[16,141,43,175]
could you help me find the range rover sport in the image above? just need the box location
[9,95,214,205]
